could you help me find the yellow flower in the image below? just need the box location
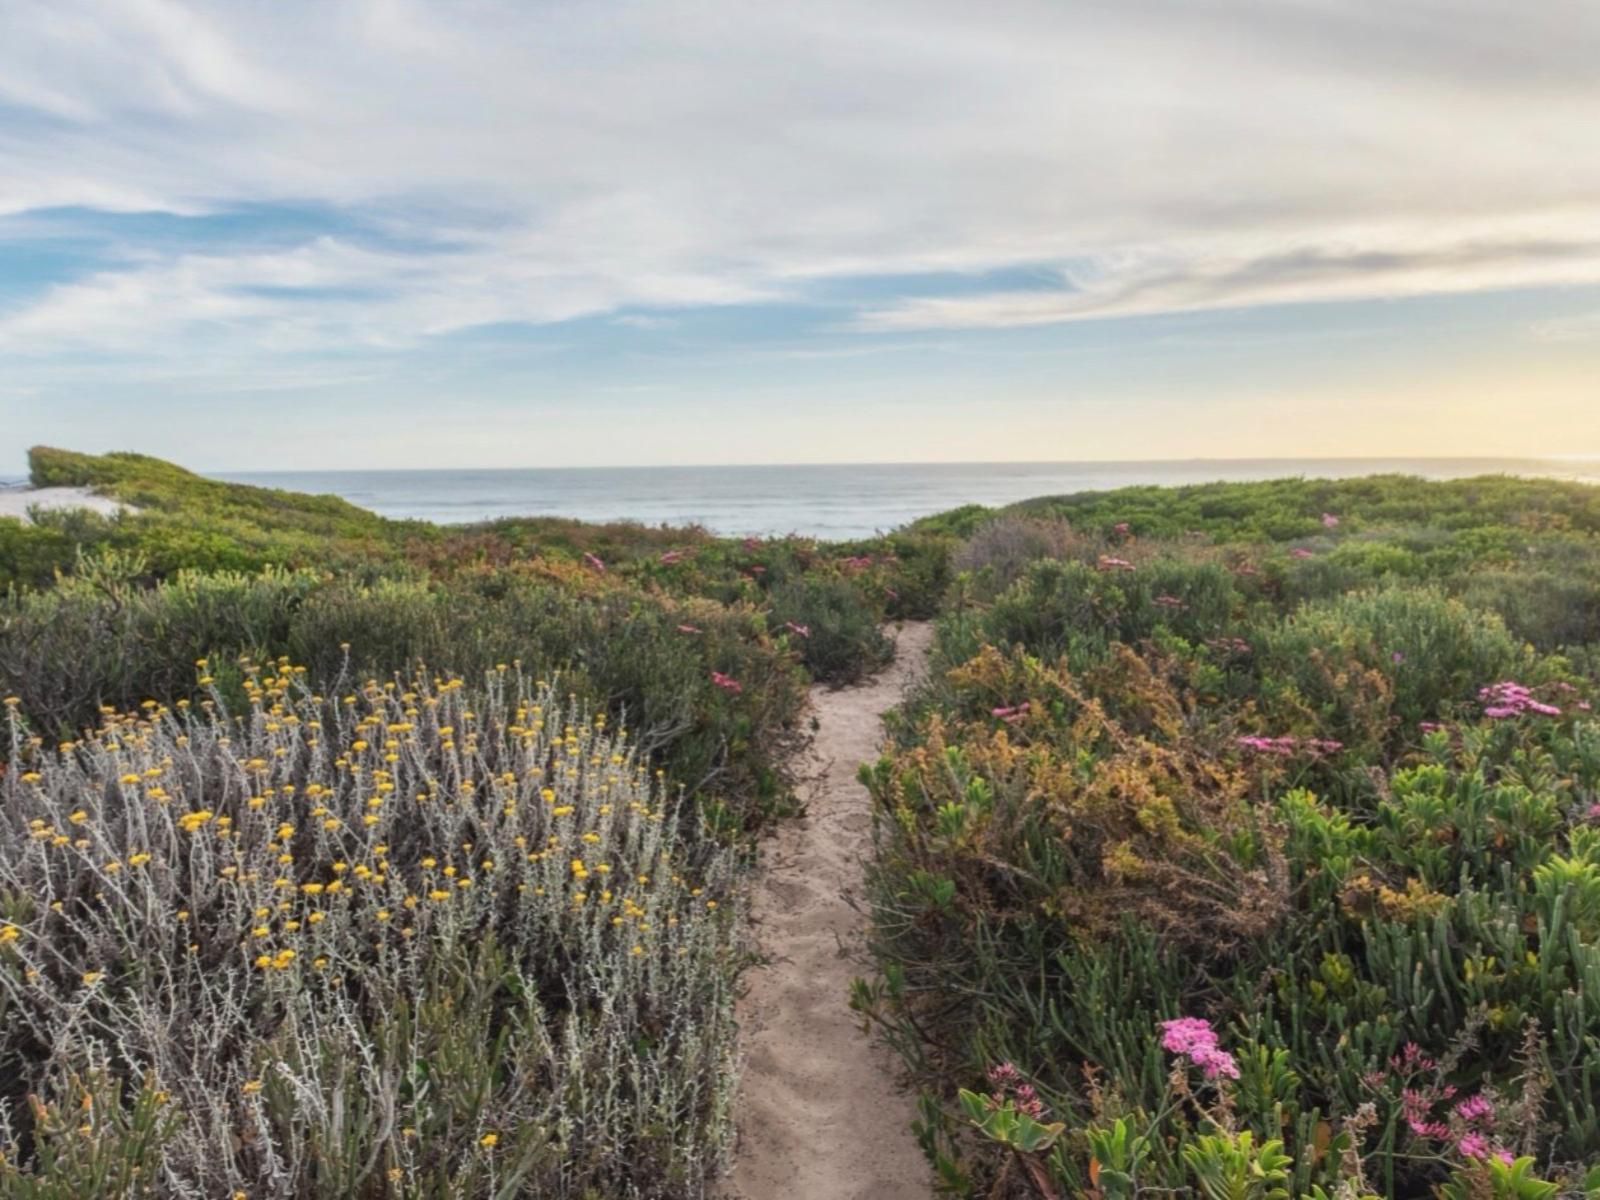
[81,972,103,987]
[308,911,327,925]
[241,1080,263,1096]
[128,852,152,868]
[68,810,89,826]
[428,889,451,902]
[479,1132,499,1148]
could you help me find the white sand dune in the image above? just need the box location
[0,486,130,523]
[724,622,934,1200]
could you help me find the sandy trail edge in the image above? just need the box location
[722,622,934,1200]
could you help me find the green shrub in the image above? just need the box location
[1255,587,1531,754]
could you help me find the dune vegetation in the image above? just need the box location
[3,451,1600,1197]
[860,479,1600,1199]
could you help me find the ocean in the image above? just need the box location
[210,458,1600,541]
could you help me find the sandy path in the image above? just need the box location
[723,622,934,1200]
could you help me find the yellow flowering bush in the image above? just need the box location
[0,662,737,1197]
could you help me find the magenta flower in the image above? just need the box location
[710,671,743,694]
[1479,681,1562,719]
[1113,521,1131,536]
[1457,1132,1490,1159]
[991,702,1030,723]
[1237,734,1342,758]
[677,624,703,634]
[1455,1094,1494,1123]
[1321,512,1340,528]
[1291,548,1315,560]
[583,552,606,573]
[784,621,811,638]
[1158,1017,1239,1080]
[659,550,687,565]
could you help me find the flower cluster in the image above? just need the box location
[1479,681,1562,719]
[1236,734,1344,757]
[1159,1016,1239,1080]
[0,661,737,1196]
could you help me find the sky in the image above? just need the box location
[1,0,1598,472]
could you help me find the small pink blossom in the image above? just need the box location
[991,702,1031,723]
[677,624,703,634]
[1237,734,1343,758]
[1455,1094,1494,1123]
[1154,594,1186,609]
[659,550,687,565]
[1291,548,1315,560]
[1457,1132,1490,1159]
[1097,555,1135,572]
[784,622,811,638]
[1159,1017,1239,1080]
[710,671,743,694]
[583,552,606,573]
[1322,512,1340,528]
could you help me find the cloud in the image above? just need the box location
[0,0,1598,352]
[857,221,1600,331]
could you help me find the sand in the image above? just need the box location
[723,621,935,1200]
[0,486,130,523]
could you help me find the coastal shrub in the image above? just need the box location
[950,515,1082,591]
[765,575,892,686]
[858,640,1600,1196]
[0,569,808,828]
[0,668,739,1198]
[1254,587,1530,756]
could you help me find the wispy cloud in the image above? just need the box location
[0,0,1598,381]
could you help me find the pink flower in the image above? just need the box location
[1479,681,1562,719]
[1457,1132,1490,1159]
[1291,548,1315,560]
[1322,512,1340,528]
[1236,735,1342,758]
[1154,594,1186,609]
[710,671,743,694]
[677,624,703,634]
[1097,555,1135,572]
[1455,1094,1494,1123]
[784,622,811,638]
[1113,521,1131,536]
[991,702,1031,722]
[1420,721,1444,733]
[1159,1017,1239,1080]
[583,552,606,573]
[659,550,687,565]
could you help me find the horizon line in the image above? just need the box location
[207,453,1600,475]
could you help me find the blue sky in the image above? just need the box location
[2,0,1598,472]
